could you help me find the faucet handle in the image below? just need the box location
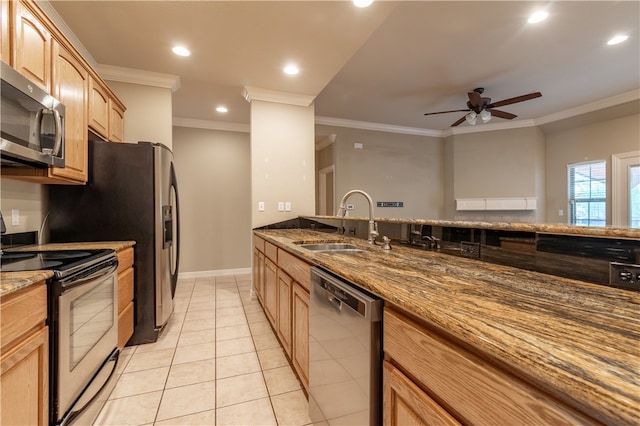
[382,236,392,250]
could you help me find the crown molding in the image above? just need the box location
[315,116,442,137]
[242,86,315,107]
[315,134,336,151]
[534,89,640,126]
[173,117,250,133]
[96,64,181,92]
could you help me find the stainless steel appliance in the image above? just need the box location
[0,249,119,426]
[309,267,383,426]
[49,140,180,345]
[0,61,65,168]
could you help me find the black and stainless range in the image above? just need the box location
[1,249,119,426]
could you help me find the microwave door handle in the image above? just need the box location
[52,109,63,156]
[59,262,118,292]
[34,108,44,145]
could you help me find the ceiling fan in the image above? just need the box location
[424,88,542,127]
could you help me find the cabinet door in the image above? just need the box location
[51,41,88,182]
[264,258,277,326]
[109,100,125,142]
[0,327,49,426]
[277,271,292,357]
[1,0,9,64]
[292,283,309,389]
[13,0,51,91]
[253,249,265,303]
[89,76,109,138]
[383,361,460,426]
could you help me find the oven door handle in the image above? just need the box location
[59,260,118,292]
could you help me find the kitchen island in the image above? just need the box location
[254,228,639,425]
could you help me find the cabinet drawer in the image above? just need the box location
[384,309,595,425]
[117,247,134,274]
[1,283,47,351]
[118,302,134,349]
[118,267,134,314]
[253,234,265,252]
[278,249,311,291]
[265,241,278,262]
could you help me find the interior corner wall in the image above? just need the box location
[107,81,173,149]
[452,126,545,222]
[0,179,47,235]
[544,113,640,225]
[250,100,316,228]
[316,124,444,219]
[442,134,456,219]
[172,126,251,272]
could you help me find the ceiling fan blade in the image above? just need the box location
[424,109,469,116]
[489,109,517,120]
[451,116,467,127]
[487,92,542,108]
[467,91,483,108]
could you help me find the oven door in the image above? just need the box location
[56,261,118,425]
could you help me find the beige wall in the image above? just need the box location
[452,126,546,222]
[250,100,316,228]
[0,179,47,236]
[107,81,173,149]
[544,113,640,224]
[172,126,251,273]
[316,125,444,219]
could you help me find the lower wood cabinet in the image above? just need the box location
[116,247,135,349]
[383,308,597,425]
[264,257,278,325]
[277,271,293,357]
[0,281,48,425]
[292,282,309,389]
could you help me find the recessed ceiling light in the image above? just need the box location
[607,34,629,45]
[216,106,228,113]
[528,10,548,24]
[172,46,191,57]
[353,0,373,7]
[284,64,299,75]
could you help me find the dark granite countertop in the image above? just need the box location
[0,241,135,298]
[255,228,639,425]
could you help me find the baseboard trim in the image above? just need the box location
[178,267,252,279]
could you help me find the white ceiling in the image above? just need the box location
[49,1,640,134]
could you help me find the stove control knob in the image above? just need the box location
[619,270,633,281]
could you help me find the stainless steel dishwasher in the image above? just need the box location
[309,267,383,426]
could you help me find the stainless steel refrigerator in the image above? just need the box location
[49,140,180,345]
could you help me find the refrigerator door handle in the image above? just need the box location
[169,162,180,298]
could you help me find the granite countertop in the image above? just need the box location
[306,215,640,239]
[255,228,640,426]
[0,241,135,298]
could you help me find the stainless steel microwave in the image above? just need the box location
[1,61,65,168]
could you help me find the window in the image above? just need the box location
[568,161,606,227]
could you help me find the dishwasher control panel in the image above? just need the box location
[610,262,640,291]
[317,276,365,315]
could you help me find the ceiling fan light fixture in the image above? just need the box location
[480,109,492,123]
[465,112,477,125]
[528,10,548,24]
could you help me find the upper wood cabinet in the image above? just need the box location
[12,0,51,92]
[89,76,110,139]
[109,100,126,142]
[51,41,88,183]
[1,0,126,184]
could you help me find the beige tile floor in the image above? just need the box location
[95,274,312,426]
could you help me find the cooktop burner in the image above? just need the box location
[0,249,116,278]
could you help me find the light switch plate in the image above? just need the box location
[258,201,265,212]
[11,209,19,226]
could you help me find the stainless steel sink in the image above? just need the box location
[296,242,364,253]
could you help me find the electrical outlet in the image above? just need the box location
[11,209,19,226]
[285,202,291,211]
[278,202,285,212]
[258,201,265,212]
[558,209,564,216]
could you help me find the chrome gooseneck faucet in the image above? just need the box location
[336,189,379,244]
